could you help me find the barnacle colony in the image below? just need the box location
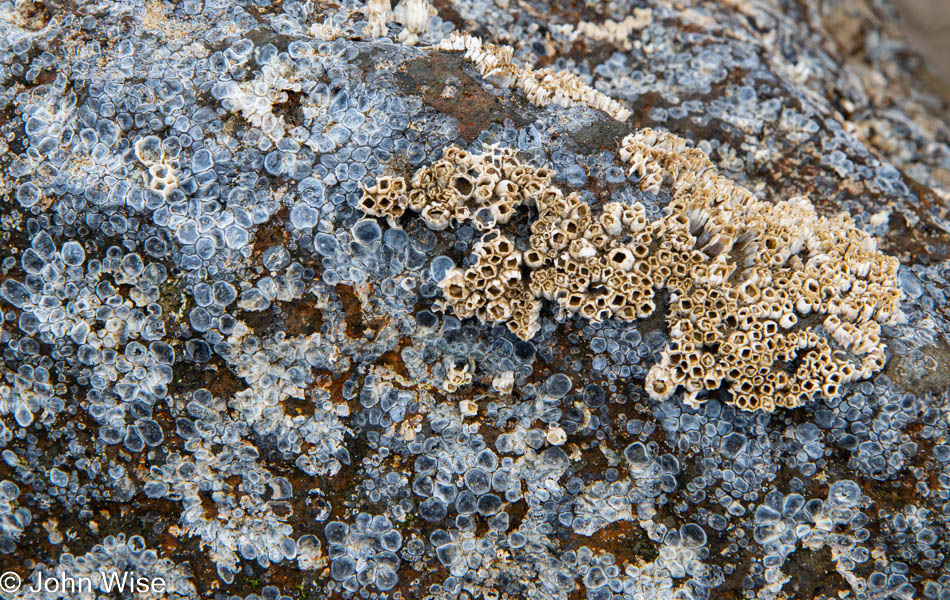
[438,33,633,122]
[360,129,903,412]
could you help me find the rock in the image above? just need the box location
[0,0,949,598]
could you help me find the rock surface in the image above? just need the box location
[0,0,949,599]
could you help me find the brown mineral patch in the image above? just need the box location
[706,529,755,600]
[235,308,282,338]
[280,299,325,337]
[879,171,950,266]
[15,0,51,31]
[272,89,305,130]
[823,5,870,58]
[201,362,246,399]
[864,464,928,516]
[570,118,631,154]
[318,429,370,521]
[885,337,950,396]
[337,283,367,338]
[783,547,849,599]
[376,337,411,379]
[581,520,658,565]
[394,52,533,143]
[530,0,606,25]
[573,444,610,479]
[431,0,465,31]
[283,393,317,417]
[236,298,325,340]
[882,209,950,266]
[251,206,291,261]
[198,490,219,520]
[336,283,386,339]
[169,357,245,399]
[395,561,451,600]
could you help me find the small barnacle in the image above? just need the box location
[443,361,472,392]
[393,0,435,46]
[363,0,393,38]
[134,135,163,166]
[459,399,478,417]
[546,426,567,446]
[438,33,632,121]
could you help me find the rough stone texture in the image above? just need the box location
[0,0,949,599]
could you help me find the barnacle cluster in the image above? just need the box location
[556,9,654,51]
[438,33,633,121]
[360,145,550,338]
[623,129,904,411]
[360,130,903,411]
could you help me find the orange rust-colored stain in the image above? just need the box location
[394,53,533,143]
[251,206,291,261]
[170,358,245,400]
[376,337,412,379]
[335,283,387,339]
[580,520,658,565]
[882,206,950,266]
[280,299,325,337]
[16,0,50,30]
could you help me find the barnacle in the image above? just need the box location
[554,9,653,51]
[362,0,393,39]
[211,57,303,143]
[438,33,633,122]
[361,132,903,411]
[393,0,435,46]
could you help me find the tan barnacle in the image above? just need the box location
[471,182,494,205]
[853,327,881,355]
[450,172,476,200]
[489,236,513,255]
[485,298,512,321]
[499,269,522,289]
[483,278,507,302]
[636,298,655,318]
[779,312,798,329]
[359,132,903,410]
[393,0,438,46]
[362,0,393,38]
[570,206,593,232]
[442,146,468,163]
[605,291,628,315]
[144,157,179,199]
[605,247,635,271]
[420,203,452,230]
[439,268,469,303]
[459,399,479,417]
[492,178,517,200]
[546,426,567,446]
[489,200,517,224]
[406,188,429,212]
[461,292,484,317]
[646,366,675,402]
[501,249,522,269]
[599,209,623,237]
[579,298,601,321]
[476,261,498,280]
[535,185,562,211]
[524,249,547,269]
[548,227,572,250]
[443,362,473,393]
[135,136,164,166]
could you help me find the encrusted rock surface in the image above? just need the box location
[0,0,949,599]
